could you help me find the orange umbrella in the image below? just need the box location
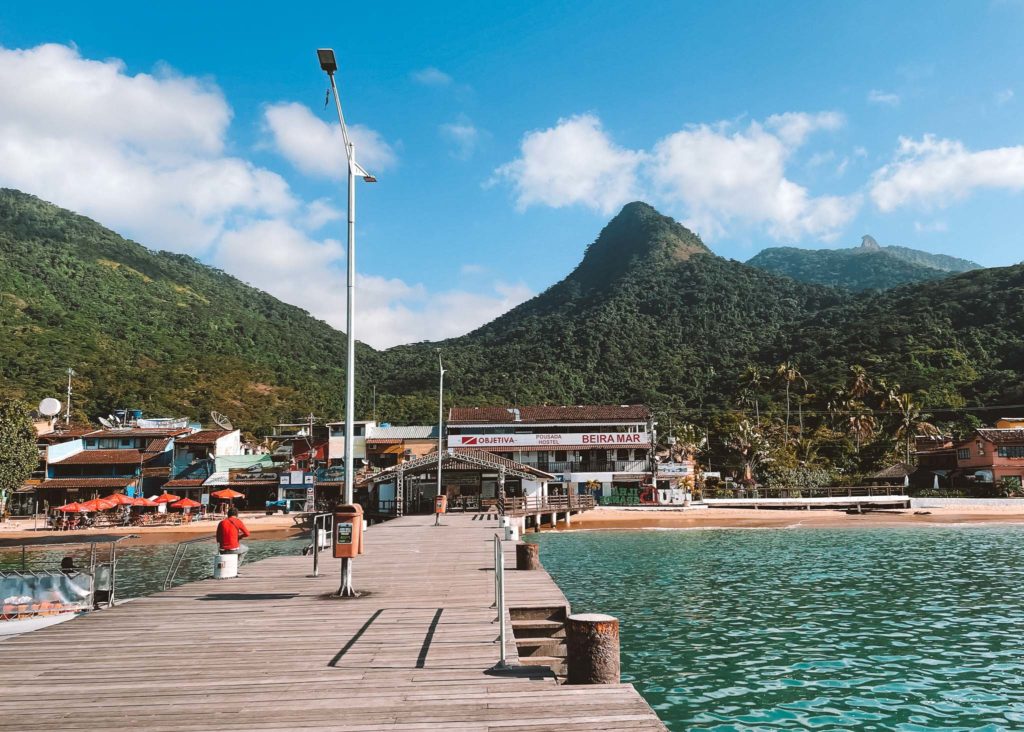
[132,497,159,507]
[154,493,181,503]
[170,498,201,509]
[102,493,135,506]
[80,498,117,512]
[211,488,244,500]
[56,502,85,512]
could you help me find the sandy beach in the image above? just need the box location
[553,505,1024,531]
[0,512,305,546]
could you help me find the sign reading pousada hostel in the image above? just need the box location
[448,432,650,448]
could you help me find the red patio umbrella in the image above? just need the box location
[55,502,85,512]
[154,493,181,504]
[102,493,135,506]
[211,488,244,500]
[80,498,117,512]
[170,498,201,509]
[132,497,159,507]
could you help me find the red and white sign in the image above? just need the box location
[448,432,651,448]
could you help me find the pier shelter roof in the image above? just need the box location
[361,448,554,486]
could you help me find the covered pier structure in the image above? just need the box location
[361,448,595,529]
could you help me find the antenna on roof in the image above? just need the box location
[211,411,234,431]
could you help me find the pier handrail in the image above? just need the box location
[311,513,334,577]
[493,533,507,669]
[163,536,214,591]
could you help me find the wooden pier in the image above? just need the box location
[0,514,666,731]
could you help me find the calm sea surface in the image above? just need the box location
[0,537,307,598]
[530,526,1024,731]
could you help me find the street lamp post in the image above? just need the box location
[318,48,376,598]
[436,350,445,505]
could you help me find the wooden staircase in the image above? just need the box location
[511,605,568,677]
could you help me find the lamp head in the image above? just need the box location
[317,49,337,74]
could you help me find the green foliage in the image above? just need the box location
[747,243,978,292]
[761,463,833,492]
[0,398,38,513]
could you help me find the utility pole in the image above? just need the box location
[65,368,75,424]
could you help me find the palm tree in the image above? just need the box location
[737,364,764,427]
[885,388,939,463]
[774,361,806,444]
[726,419,771,487]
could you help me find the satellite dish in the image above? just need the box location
[39,398,62,417]
[211,411,234,430]
[107,414,121,427]
[98,417,114,429]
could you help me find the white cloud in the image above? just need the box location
[870,134,1024,211]
[304,199,343,230]
[494,114,645,214]
[263,101,396,179]
[411,67,453,87]
[0,43,295,253]
[648,113,859,240]
[996,88,1015,105]
[867,89,901,106]
[217,220,532,348]
[441,121,481,159]
[765,111,843,146]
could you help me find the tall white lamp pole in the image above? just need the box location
[318,48,376,598]
[436,350,445,503]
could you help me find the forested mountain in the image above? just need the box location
[0,188,375,429]
[382,202,846,413]
[746,235,980,291]
[2,190,1021,459]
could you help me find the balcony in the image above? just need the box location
[519,459,650,475]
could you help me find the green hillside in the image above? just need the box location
[746,235,981,291]
[0,188,375,430]
[1,189,1021,468]
[382,202,847,410]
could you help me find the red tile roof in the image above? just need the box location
[144,437,173,455]
[38,477,137,490]
[448,405,651,424]
[50,449,145,465]
[976,429,1024,444]
[175,430,233,446]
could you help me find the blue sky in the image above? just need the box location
[1,1,1022,347]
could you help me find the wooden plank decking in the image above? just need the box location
[0,514,666,731]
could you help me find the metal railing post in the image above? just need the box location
[494,533,507,668]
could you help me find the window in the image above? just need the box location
[957,448,970,460]
[977,441,985,456]
[85,439,97,448]
[554,451,566,462]
[120,438,132,447]
[997,446,1024,458]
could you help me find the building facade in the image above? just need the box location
[954,428,1024,488]
[446,405,655,499]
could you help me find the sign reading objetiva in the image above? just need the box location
[448,432,651,448]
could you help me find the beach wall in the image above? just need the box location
[911,497,1024,508]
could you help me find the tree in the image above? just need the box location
[725,419,771,486]
[884,387,939,463]
[0,399,39,517]
[773,361,806,444]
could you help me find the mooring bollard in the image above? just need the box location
[515,542,541,570]
[566,613,620,684]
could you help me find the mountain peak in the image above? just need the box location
[858,234,881,251]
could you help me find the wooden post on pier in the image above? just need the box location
[566,613,620,685]
[515,542,540,570]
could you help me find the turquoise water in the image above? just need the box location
[530,527,1024,731]
[0,537,308,598]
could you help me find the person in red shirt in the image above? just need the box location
[216,507,250,561]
